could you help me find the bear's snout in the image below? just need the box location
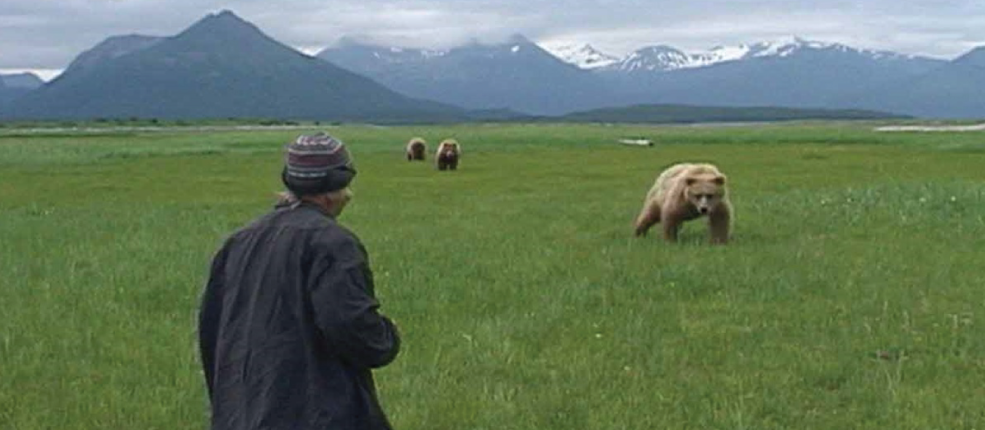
[699,207,709,214]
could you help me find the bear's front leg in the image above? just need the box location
[708,208,730,245]
[661,213,682,243]
[633,201,661,237]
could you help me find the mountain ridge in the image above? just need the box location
[4,11,982,120]
[6,10,466,122]
[317,34,971,117]
[317,35,608,115]
[543,36,944,72]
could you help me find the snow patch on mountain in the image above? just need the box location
[540,42,619,69]
[543,36,922,72]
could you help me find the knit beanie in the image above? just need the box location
[281,132,356,196]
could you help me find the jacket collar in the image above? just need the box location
[295,200,337,219]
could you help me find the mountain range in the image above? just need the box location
[847,47,985,118]
[544,38,936,72]
[317,35,609,115]
[323,37,974,117]
[1,10,981,120]
[600,40,946,111]
[5,11,465,122]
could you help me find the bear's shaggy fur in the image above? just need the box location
[435,139,461,171]
[406,137,427,161]
[633,163,731,244]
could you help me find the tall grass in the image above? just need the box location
[1,123,983,429]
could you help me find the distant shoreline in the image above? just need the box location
[0,124,328,135]
[876,123,985,132]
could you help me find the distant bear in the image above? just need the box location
[406,137,427,161]
[435,139,461,171]
[633,163,731,244]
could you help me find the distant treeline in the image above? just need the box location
[0,117,325,130]
[551,104,907,124]
[0,104,906,129]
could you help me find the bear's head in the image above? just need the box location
[438,141,460,157]
[441,142,458,153]
[409,138,426,150]
[684,173,726,215]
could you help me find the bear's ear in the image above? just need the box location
[713,175,726,185]
[685,177,697,186]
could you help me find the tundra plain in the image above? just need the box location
[1,122,983,429]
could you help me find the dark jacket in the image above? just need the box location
[199,202,400,430]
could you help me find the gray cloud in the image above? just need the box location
[2,0,983,74]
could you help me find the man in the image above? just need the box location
[198,132,401,429]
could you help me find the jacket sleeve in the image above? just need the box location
[308,235,401,369]
[198,242,230,400]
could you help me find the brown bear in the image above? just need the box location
[406,137,427,161]
[435,139,461,171]
[633,163,731,244]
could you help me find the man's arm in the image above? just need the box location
[309,237,400,369]
[198,244,230,399]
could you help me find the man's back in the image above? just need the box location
[199,202,400,430]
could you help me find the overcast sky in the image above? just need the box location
[3,0,984,80]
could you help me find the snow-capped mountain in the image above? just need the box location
[539,43,619,69]
[348,42,448,64]
[702,36,923,62]
[314,37,446,75]
[318,35,607,115]
[611,45,693,72]
[315,34,958,116]
[550,37,931,72]
[592,35,947,115]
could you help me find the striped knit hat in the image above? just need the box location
[281,132,356,196]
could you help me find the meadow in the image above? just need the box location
[1,121,983,429]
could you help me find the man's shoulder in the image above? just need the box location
[221,206,320,243]
[310,221,363,251]
[249,205,332,230]
[303,218,366,263]
[224,205,363,249]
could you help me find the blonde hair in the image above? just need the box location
[328,187,353,202]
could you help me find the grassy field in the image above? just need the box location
[1,122,984,429]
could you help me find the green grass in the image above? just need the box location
[1,122,984,429]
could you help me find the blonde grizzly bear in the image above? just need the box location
[435,139,461,171]
[406,137,427,161]
[633,163,731,244]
